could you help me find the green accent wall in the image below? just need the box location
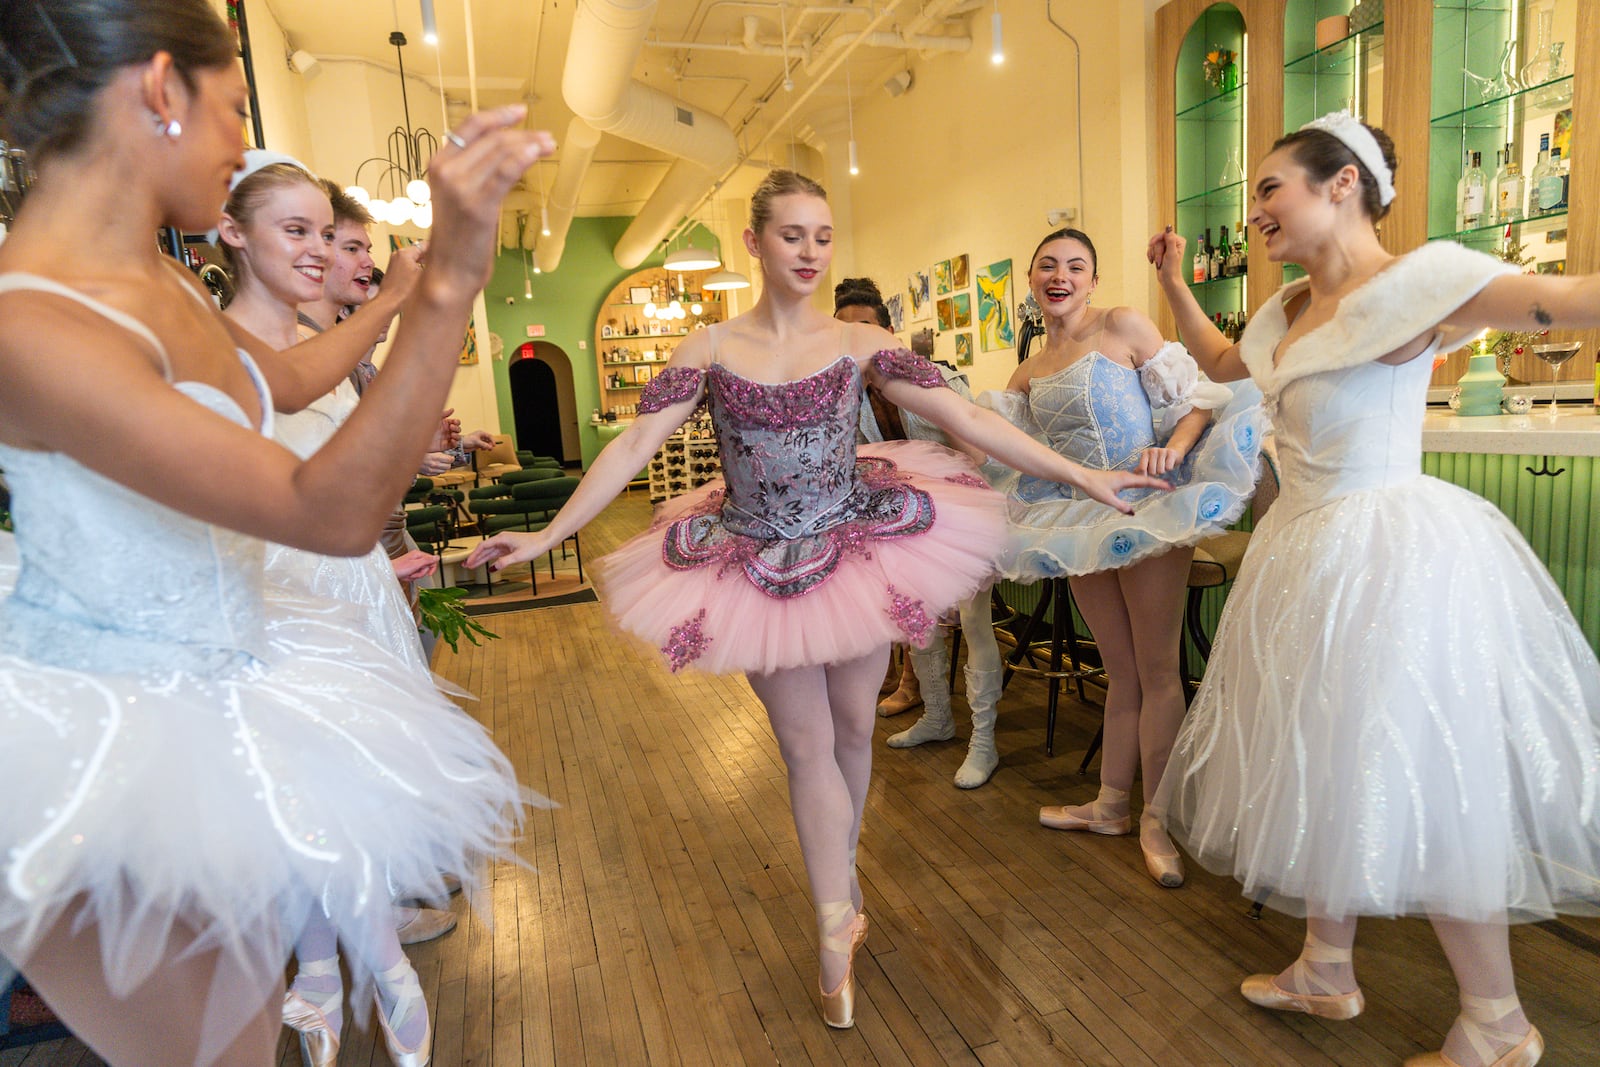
[482,217,717,468]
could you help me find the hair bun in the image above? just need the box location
[834,277,883,301]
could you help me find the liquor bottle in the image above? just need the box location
[1548,147,1569,211]
[1236,220,1248,274]
[1529,134,1552,214]
[1217,225,1231,276]
[1193,231,1207,284]
[1536,147,1567,213]
[1457,151,1486,230]
[1497,159,1525,223]
[1210,236,1225,281]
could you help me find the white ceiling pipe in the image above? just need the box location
[647,24,967,59]
[534,117,601,271]
[562,0,742,268]
[801,0,966,73]
[613,158,723,267]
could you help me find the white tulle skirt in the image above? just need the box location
[263,539,427,673]
[0,530,533,1057]
[1157,477,1600,922]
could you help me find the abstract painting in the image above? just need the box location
[951,254,970,290]
[952,291,972,328]
[885,292,905,332]
[936,297,953,332]
[954,333,973,366]
[934,259,953,295]
[908,269,932,321]
[977,258,1015,352]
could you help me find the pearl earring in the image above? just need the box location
[164,120,183,138]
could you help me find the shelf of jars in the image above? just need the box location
[593,266,725,420]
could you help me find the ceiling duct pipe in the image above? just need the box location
[535,117,601,271]
[560,0,740,268]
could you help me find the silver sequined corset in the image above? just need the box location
[1014,353,1158,503]
[0,377,272,676]
[706,356,872,539]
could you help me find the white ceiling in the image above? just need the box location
[262,0,975,218]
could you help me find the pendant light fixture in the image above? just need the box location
[663,228,721,272]
[345,29,438,227]
[701,199,750,291]
[420,0,438,45]
[991,0,1005,65]
[846,65,859,177]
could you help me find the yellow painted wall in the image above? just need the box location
[833,0,1161,392]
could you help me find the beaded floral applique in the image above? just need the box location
[639,366,707,414]
[885,585,934,645]
[870,348,947,389]
[661,609,711,671]
[708,357,856,427]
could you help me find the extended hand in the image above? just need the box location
[1077,468,1171,515]
[1147,227,1187,288]
[380,243,426,305]
[392,549,440,581]
[1138,446,1185,477]
[465,530,554,572]
[429,408,461,451]
[461,429,496,451]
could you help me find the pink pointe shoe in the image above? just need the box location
[1403,994,1544,1067]
[1241,931,1364,1020]
[1039,784,1132,835]
[817,902,869,1029]
[373,958,433,1066]
[282,956,342,1067]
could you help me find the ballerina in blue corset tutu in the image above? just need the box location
[892,227,1264,878]
[1149,111,1600,1067]
[0,3,555,1061]
[468,169,1169,1029]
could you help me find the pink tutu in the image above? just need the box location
[593,440,1004,674]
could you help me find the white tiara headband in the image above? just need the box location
[1299,109,1395,207]
[206,150,313,247]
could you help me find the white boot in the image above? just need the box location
[886,636,954,748]
[953,664,1002,788]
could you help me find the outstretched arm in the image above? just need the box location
[466,340,713,571]
[1444,271,1600,341]
[1147,228,1249,382]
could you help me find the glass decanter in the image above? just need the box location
[1519,4,1568,100]
[1219,145,1244,187]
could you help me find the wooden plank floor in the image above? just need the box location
[7,489,1598,1066]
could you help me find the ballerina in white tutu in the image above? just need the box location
[1149,111,1600,1067]
[0,2,554,1063]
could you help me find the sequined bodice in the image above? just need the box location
[1267,344,1434,524]
[705,356,868,539]
[0,363,274,675]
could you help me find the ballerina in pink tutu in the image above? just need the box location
[469,169,1167,1028]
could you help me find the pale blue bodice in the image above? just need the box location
[0,275,276,675]
[1014,352,1157,504]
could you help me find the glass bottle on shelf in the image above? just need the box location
[1219,145,1244,187]
[1236,220,1248,274]
[1529,134,1552,214]
[1456,151,1486,231]
[1495,144,1525,223]
[1193,230,1208,284]
[1519,3,1564,92]
[1534,147,1566,214]
[1489,149,1507,217]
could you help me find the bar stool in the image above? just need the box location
[1182,530,1254,691]
[995,578,1106,757]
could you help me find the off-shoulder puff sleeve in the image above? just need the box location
[638,365,707,413]
[1138,341,1232,439]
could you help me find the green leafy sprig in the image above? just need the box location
[419,586,500,654]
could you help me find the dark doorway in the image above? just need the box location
[508,342,578,465]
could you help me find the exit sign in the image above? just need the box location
[525,324,545,337]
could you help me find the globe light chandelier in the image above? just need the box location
[344,29,438,229]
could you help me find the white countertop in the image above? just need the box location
[1422,408,1600,457]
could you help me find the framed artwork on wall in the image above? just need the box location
[952,292,971,328]
[954,333,973,366]
[629,286,653,304]
[977,259,1015,352]
[908,270,932,321]
[885,293,905,332]
[934,259,953,295]
[936,297,953,332]
[951,254,970,290]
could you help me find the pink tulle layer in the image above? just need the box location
[593,441,1005,674]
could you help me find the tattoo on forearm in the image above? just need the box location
[1530,303,1554,327]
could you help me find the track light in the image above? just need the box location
[420,0,438,45]
[540,204,550,237]
[991,2,1004,65]
[846,66,859,177]
[848,141,859,177]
